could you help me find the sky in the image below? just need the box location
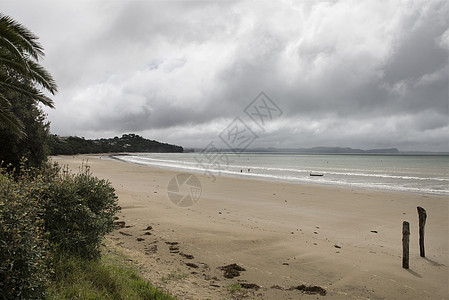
[3,0,448,151]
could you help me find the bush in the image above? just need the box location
[0,172,49,299]
[41,163,120,259]
[0,161,121,298]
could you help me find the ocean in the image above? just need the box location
[114,153,449,195]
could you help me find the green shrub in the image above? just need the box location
[0,161,121,297]
[41,163,120,258]
[0,172,49,299]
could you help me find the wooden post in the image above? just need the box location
[417,206,427,257]
[402,221,410,269]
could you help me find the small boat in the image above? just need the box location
[309,172,324,177]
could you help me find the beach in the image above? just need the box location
[54,155,449,299]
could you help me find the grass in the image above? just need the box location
[227,283,243,293]
[46,246,176,300]
[160,268,188,283]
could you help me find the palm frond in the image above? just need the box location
[0,14,44,60]
[0,79,54,108]
[0,35,30,71]
[0,53,31,78]
[0,92,25,136]
[0,14,56,136]
[28,60,58,94]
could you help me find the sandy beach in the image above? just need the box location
[53,155,449,299]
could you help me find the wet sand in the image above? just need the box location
[53,155,449,299]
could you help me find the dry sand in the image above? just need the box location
[53,155,448,299]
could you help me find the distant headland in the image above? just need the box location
[49,133,183,155]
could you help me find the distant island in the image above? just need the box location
[49,133,183,155]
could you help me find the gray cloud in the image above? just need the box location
[2,0,448,151]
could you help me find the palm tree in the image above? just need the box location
[0,14,57,136]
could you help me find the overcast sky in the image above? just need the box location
[3,0,448,151]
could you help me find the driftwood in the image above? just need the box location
[402,221,410,269]
[417,206,427,257]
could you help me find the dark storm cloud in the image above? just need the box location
[2,0,448,151]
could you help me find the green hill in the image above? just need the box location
[49,133,183,155]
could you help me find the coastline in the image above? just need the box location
[111,153,449,196]
[53,155,449,299]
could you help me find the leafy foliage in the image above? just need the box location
[1,161,121,298]
[0,170,49,299]
[49,133,183,155]
[0,90,50,170]
[41,163,120,259]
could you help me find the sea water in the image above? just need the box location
[114,153,449,195]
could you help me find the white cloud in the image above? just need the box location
[2,0,448,151]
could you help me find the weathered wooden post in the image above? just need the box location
[402,221,410,269]
[417,206,427,257]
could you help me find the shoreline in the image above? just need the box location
[108,153,449,197]
[53,154,449,299]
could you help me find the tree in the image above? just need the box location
[0,14,57,136]
[0,90,50,168]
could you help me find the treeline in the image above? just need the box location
[49,133,183,155]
